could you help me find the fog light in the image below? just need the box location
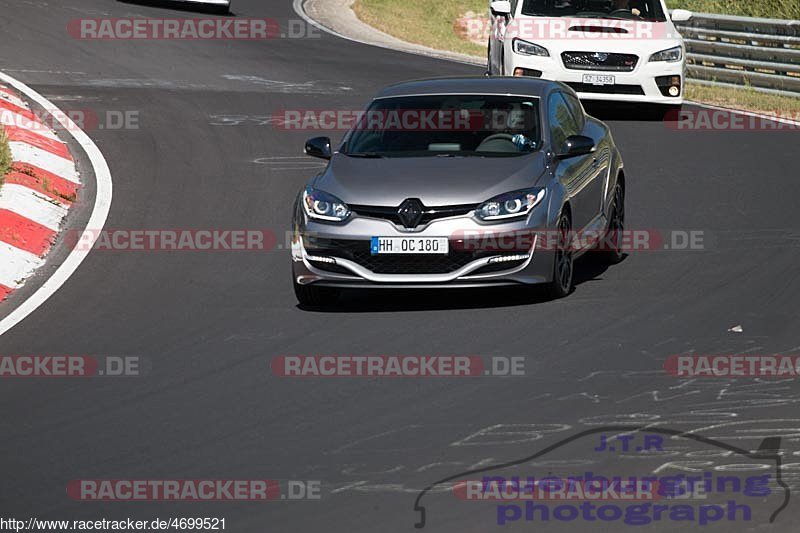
[655,75,682,97]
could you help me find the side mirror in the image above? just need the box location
[671,9,693,22]
[490,0,512,16]
[558,135,595,159]
[304,136,332,160]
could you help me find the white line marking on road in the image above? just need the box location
[3,69,88,76]
[221,75,352,94]
[690,101,800,127]
[0,71,113,337]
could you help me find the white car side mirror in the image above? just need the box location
[671,9,693,22]
[490,1,512,16]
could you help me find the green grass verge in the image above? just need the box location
[685,83,800,114]
[0,127,12,187]
[353,0,488,56]
[667,0,799,19]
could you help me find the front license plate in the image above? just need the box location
[583,74,615,86]
[371,237,449,255]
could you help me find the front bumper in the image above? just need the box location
[292,215,556,288]
[509,52,685,104]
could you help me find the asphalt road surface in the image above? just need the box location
[1,1,799,531]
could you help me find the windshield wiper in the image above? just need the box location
[345,152,384,158]
[576,13,632,20]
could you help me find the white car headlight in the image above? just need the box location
[649,46,682,62]
[303,187,351,222]
[476,188,546,222]
[513,39,549,57]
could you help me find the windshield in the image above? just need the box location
[342,95,541,158]
[521,0,667,21]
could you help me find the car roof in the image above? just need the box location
[374,76,567,100]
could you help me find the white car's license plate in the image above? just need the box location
[370,237,449,255]
[583,74,615,86]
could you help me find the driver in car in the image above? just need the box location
[611,0,642,16]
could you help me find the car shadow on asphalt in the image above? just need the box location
[296,254,627,313]
[583,101,679,122]
[117,0,234,15]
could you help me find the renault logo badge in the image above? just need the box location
[397,198,424,228]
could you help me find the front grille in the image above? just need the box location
[350,203,476,228]
[304,238,522,275]
[562,51,638,72]
[565,82,645,95]
[350,250,479,274]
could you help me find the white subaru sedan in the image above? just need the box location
[488,0,692,107]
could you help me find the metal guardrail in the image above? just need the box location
[674,12,800,97]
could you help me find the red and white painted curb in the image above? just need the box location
[0,84,81,301]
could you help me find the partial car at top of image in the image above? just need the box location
[291,77,626,306]
[488,0,691,108]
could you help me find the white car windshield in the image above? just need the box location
[521,0,667,21]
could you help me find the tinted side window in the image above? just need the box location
[562,93,585,130]
[511,0,520,16]
[547,93,579,151]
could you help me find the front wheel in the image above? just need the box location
[600,183,625,265]
[293,282,340,307]
[543,212,574,300]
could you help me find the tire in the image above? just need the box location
[543,211,574,300]
[600,182,626,265]
[293,282,340,307]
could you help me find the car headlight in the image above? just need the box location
[513,39,549,57]
[475,188,546,222]
[302,187,351,222]
[649,46,682,62]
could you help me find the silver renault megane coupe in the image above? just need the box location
[291,77,625,306]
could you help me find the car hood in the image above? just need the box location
[513,16,683,51]
[312,153,548,206]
